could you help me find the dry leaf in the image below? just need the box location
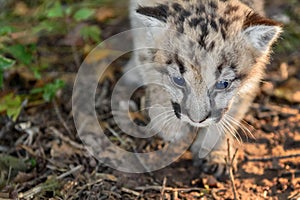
[96,173,118,182]
[96,7,116,22]
[50,141,81,158]
[128,111,146,122]
[13,171,36,184]
[14,1,29,16]
[85,49,117,64]
[99,67,118,83]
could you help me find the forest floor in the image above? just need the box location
[0,0,299,199]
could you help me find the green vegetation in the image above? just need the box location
[275,0,300,53]
[0,0,115,121]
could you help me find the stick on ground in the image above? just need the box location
[226,138,239,200]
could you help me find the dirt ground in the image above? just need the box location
[0,0,300,199]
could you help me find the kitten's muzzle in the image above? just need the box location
[172,101,211,125]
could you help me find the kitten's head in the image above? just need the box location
[136,0,282,127]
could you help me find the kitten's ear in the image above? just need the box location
[242,13,282,53]
[136,4,169,27]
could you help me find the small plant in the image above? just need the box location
[0,55,15,88]
[0,0,106,120]
[0,93,23,121]
[30,79,65,102]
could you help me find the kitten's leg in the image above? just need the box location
[192,93,256,179]
[191,126,236,179]
[123,0,146,86]
[123,52,144,86]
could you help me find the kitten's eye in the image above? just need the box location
[216,80,230,90]
[172,76,186,87]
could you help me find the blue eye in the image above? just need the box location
[172,76,186,87]
[216,80,230,90]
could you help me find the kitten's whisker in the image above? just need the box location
[224,115,246,140]
[137,105,171,112]
[223,117,242,144]
[220,119,241,144]
[146,111,175,133]
[225,114,255,140]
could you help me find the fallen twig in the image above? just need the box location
[121,187,141,196]
[245,154,300,162]
[135,186,207,193]
[53,100,73,137]
[57,165,82,180]
[19,165,82,199]
[49,127,86,151]
[160,177,167,200]
[226,139,239,200]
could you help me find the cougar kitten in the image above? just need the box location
[125,0,282,178]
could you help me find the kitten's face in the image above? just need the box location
[153,35,252,127]
[136,0,281,128]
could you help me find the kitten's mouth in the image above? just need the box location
[171,101,214,127]
[182,116,214,128]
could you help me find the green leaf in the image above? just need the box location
[30,79,65,102]
[47,1,64,18]
[73,8,95,21]
[5,44,32,65]
[0,26,14,36]
[26,158,37,168]
[80,25,101,42]
[0,55,15,70]
[0,71,3,88]
[0,55,15,88]
[32,21,62,34]
[65,7,73,16]
[32,68,42,79]
[0,94,23,121]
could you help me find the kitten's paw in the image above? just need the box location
[195,151,237,181]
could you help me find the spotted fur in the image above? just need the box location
[125,0,282,179]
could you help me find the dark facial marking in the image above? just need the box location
[221,27,227,40]
[196,5,206,14]
[209,2,218,9]
[182,10,192,17]
[137,4,169,22]
[243,12,282,29]
[166,59,173,65]
[189,17,205,27]
[172,3,183,12]
[171,101,181,119]
[208,41,215,51]
[210,19,218,32]
[176,23,184,33]
[198,23,209,49]
[175,54,186,74]
[215,63,224,80]
[171,4,192,18]
[219,17,230,30]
